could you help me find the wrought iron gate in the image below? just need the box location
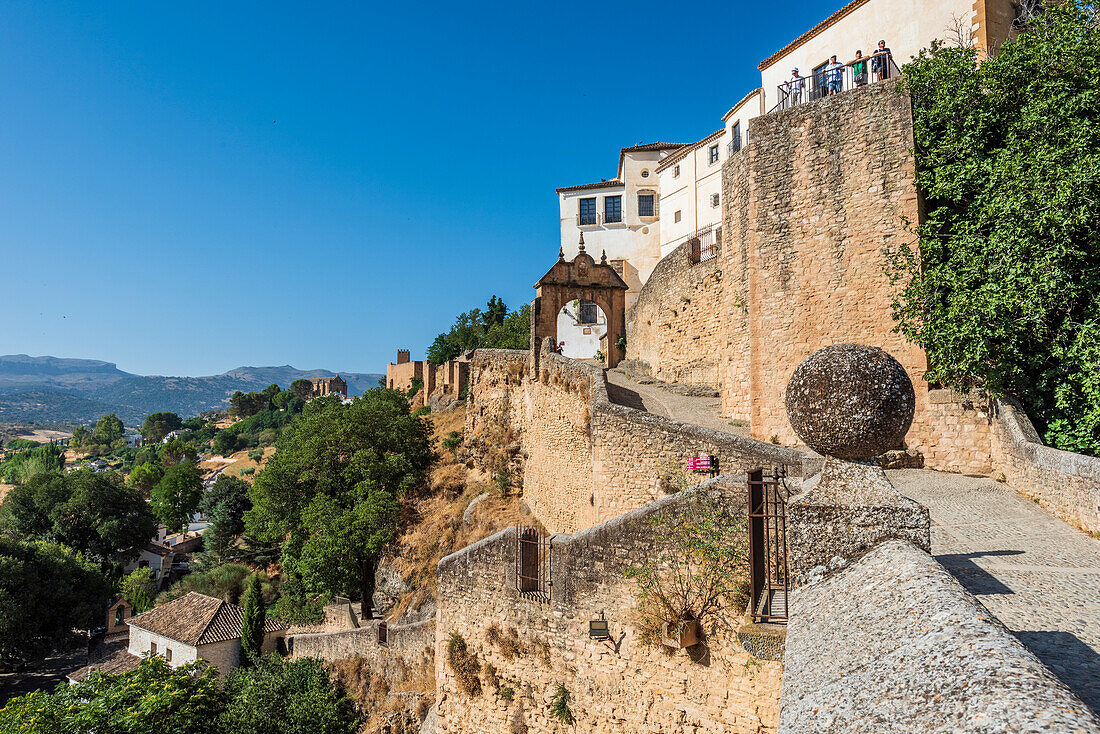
[515,526,552,602]
[748,467,790,623]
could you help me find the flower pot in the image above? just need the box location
[662,618,700,649]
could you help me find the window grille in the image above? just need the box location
[579,198,597,226]
[578,301,599,324]
[515,527,552,602]
[638,193,655,218]
[604,195,622,224]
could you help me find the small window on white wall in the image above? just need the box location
[641,169,649,178]
[674,210,682,223]
[709,145,720,164]
[673,164,680,178]
[712,193,720,207]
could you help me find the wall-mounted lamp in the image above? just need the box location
[588,615,610,641]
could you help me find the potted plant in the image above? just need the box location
[662,614,700,649]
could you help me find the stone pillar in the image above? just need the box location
[784,343,930,587]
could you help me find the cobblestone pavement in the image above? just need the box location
[604,370,749,436]
[891,469,1100,715]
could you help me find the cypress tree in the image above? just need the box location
[239,574,265,667]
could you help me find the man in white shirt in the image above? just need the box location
[825,55,845,95]
[789,68,805,107]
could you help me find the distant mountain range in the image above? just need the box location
[0,355,384,426]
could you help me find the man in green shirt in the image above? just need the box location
[851,50,868,86]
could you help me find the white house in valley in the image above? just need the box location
[126,592,287,675]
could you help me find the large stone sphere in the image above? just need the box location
[785,343,914,460]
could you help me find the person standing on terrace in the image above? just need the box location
[872,40,893,81]
[851,50,868,86]
[824,55,844,95]
[789,68,805,106]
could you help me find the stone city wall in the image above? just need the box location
[464,344,803,534]
[709,79,994,475]
[990,397,1100,533]
[626,236,723,389]
[780,539,1100,733]
[289,619,434,678]
[435,480,783,734]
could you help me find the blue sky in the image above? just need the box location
[0,1,834,377]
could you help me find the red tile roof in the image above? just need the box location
[555,179,625,194]
[127,592,286,646]
[68,642,141,682]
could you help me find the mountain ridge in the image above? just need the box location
[0,355,384,425]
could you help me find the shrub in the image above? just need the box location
[893,3,1100,455]
[442,430,462,456]
[625,495,750,647]
[240,466,255,476]
[248,448,264,463]
[485,623,525,661]
[549,684,573,725]
[446,632,481,697]
[499,685,514,702]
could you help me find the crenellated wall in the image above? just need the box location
[464,343,803,535]
[435,480,783,734]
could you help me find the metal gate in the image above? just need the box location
[748,467,790,623]
[515,527,552,602]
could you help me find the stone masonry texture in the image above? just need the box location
[465,344,803,534]
[780,540,1100,733]
[435,481,782,734]
[626,236,723,389]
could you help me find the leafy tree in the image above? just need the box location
[0,537,109,661]
[290,378,314,400]
[162,438,199,466]
[219,655,357,734]
[239,573,265,666]
[4,438,40,450]
[120,566,156,612]
[894,1,1100,454]
[142,412,183,443]
[425,296,531,364]
[156,563,270,606]
[92,414,125,449]
[128,461,164,496]
[0,442,64,484]
[70,424,90,449]
[0,657,223,734]
[151,463,204,534]
[0,470,156,572]
[246,391,434,616]
[199,474,252,559]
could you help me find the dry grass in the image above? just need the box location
[214,446,275,483]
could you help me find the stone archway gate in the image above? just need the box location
[533,243,628,368]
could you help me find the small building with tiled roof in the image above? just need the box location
[126,592,287,675]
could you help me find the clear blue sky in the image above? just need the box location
[0,1,833,377]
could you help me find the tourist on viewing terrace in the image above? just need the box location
[851,50,868,86]
[824,55,845,95]
[872,40,893,81]
[789,68,805,105]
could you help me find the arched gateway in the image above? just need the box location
[533,238,628,368]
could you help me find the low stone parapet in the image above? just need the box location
[779,539,1100,733]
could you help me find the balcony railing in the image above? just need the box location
[687,226,720,265]
[727,135,742,156]
[770,52,901,113]
[576,212,628,226]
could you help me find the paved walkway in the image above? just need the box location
[604,370,749,436]
[891,469,1100,715]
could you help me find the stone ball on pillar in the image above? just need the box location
[784,343,914,460]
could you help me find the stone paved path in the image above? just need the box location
[604,370,749,436]
[891,469,1100,715]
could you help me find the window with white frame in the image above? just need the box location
[709,145,720,164]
